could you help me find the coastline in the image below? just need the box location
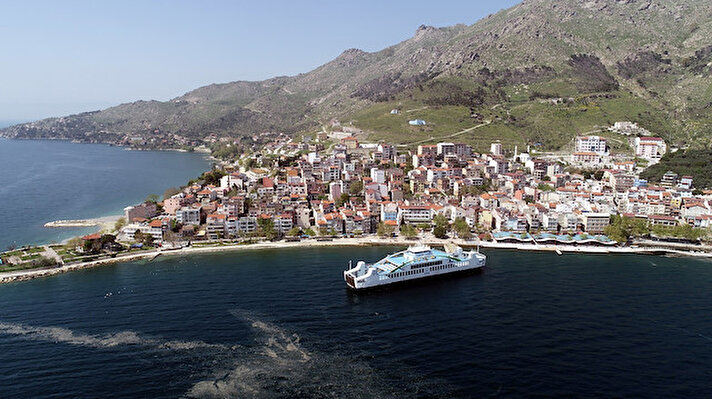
[3,237,711,285]
[44,215,122,229]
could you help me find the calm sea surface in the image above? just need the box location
[1,139,711,398]
[0,247,711,398]
[0,138,211,249]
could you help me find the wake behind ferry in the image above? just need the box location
[344,243,486,290]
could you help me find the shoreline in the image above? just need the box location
[44,215,122,229]
[2,237,711,285]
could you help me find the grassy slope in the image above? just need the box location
[351,73,674,154]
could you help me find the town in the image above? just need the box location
[3,120,709,275]
[113,120,707,249]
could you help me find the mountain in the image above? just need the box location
[4,0,712,152]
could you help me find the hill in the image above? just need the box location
[3,0,712,153]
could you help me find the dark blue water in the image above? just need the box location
[0,138,211,249]
[1,247,710,398]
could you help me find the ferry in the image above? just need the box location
[344,243,486,290]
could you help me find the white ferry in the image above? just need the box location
[344,243,486,290]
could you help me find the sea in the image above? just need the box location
[1,247,711,398]
[1,138,712,398]
[0,138,212,249]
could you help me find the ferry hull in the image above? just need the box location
[344,246,486,290]
[345,264,484,291]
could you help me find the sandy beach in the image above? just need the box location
[2,236,711,285]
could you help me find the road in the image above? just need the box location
[396,120,492,147]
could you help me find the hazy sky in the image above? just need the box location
[0,0,519,121]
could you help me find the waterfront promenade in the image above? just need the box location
[2,236,710,285]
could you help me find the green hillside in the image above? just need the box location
[3,0,712,153]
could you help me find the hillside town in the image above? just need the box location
[111,124,709,250]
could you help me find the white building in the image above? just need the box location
[575,136,608,155]
[437,142,455,157]
[398,205,433,224]
[370,168,386,184]
[490,142,503,156]
[571,152,602,167]
[634,137,666,162]
[238,217,257,233]
[176,207,201,226]
[118,223,164,243]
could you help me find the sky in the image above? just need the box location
[0,0,520,121]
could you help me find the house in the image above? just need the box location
[581,213,610,234]
[571,152,602,167]
[398,204,433,224]
[206,214,227,239]
[409,119,427,126]
[634,137,667,162]
[176,206,201,226]
[341,136,359,150]
[124,202,157,223]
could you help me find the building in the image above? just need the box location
[206,214,227,239]
[571,152,602,166]
[398,205,433,224]
[370,168,386,184]
[581,213,610,234]
[163,197,183,215]
[490,142,503,156]
[679,176,693,190]
[329,181,343,202]
[237,217,257,233]
[611,173,635,193]
[176,207,201,226]
[575,136,607,155]
[417,145,438,156]
[118,223,164,243]
[660,171,679,188]
[634,137,667,161]
[341,137,359,150]
[124,202,157,223]
[409,119,427,126]
[437,142,455,157]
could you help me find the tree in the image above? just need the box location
[145,194,160,203]
[336,193,351,207]
[377,222,395,238]
[537,183,555,192]
[163,187,181,200]
[143,234,155,247]
[201,170,226,186]
[349,181,364,196]
[604,215,652,243]
[593,170,605,181]
[114,217,127,232]
[433,225,448,239]
[134,230,145,243]
[257,218,277,240]
[433,214,449,228]
[288,227,301,237]
[417,223,431,231]
[453,218,472,239]
[66,237,83,250]
[400,224,418,239]
[304,228,316,237]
